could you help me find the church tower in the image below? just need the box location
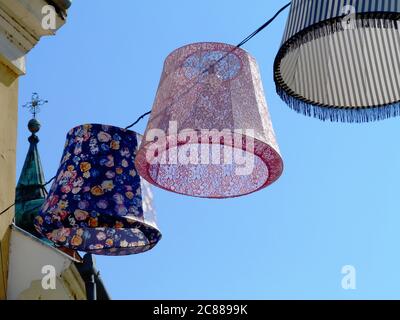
[15,98,48,235]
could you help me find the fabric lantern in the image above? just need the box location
[135,42,283,198]
[274,0,400,122]
[35,124,162,256]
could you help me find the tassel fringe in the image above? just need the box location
[277,86,400,123]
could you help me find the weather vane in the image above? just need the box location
[23,93,48,119]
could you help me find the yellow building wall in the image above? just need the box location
[0,60,19,300]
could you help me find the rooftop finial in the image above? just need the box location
[23,92,48,119]
[23,93,47,142]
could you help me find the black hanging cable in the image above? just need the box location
[0,176,57,217]
[0,203,16,217]
[124,2,292,130]
[236,2,292,48]
[42,176,56,188]
[125,111,152,130]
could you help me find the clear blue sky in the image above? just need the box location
[17,0,400,299]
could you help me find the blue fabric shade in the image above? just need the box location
[35,124,162,256]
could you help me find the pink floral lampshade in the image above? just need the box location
[135,42,283,198]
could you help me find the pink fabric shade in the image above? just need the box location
[136,42,283,198]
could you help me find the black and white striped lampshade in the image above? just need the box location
[274,0,400,122]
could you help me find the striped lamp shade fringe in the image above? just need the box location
[274,0,400,123]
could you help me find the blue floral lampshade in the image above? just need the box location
[35,124,162,256]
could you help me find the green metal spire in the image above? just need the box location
[15,117,47,235]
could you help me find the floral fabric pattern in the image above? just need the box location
[35,124,162,256]
[136,42,283,198]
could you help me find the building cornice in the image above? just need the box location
[0,0,69,75]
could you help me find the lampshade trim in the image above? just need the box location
[42,226,161,256]
[135,132,283,199]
